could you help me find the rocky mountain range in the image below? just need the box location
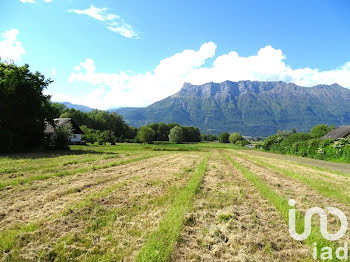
[113,81,350,137]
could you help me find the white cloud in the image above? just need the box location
[51,68,56,75]
[0,29,26,62]
[69,5,138,39]
[55,42,350,110]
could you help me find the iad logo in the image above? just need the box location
[288,199,348,260]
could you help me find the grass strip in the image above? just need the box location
[232,151,350,207]
[225,153,336,259]
[136,155,210,262]
[0,153,159,190]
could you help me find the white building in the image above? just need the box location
[44,118,84,144]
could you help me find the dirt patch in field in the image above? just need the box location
[5,152,203,261]
[240,149,350,175]
[172,151,310,262]
[229,151,350,246]
[0,153,172,231]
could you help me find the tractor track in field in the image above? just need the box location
[2,152,203,261]
[0,153,174,231]
[228,150,350,246]
[173,151,310,262]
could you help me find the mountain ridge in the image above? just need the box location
[114,80,350,137]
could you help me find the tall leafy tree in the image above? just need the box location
[169,126,184,143]
[137,126,155,143]
[0,62,54,152]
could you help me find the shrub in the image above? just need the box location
[229,132,243,144]
[236,140,250,147]
[218,132,230,143]
[262,134,283,151]
[54,123,73,149]
[310,124,334,138]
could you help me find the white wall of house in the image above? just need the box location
[70,134,82,143]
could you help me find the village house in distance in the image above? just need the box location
[44,118,84,144]
[322,125,350,140]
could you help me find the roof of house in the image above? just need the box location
[321,125,350,140]
[44,118,84,135]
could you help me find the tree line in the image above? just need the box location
[0,62,205,152]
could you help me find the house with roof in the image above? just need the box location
[321,125,350,140]
[44,118,84,144]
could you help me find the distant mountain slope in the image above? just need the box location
[58,102,94,113]
[114,80,350,137]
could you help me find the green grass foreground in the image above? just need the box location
[136,154,210,262]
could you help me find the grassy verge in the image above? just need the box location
[232,151,350,207]
[136,155,210,262]
[224,153,336,259]
[0,153,160,190]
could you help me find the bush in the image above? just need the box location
[262,134,284,151]
[218,132,230,143]
[310,124,334,138]
[229,132,243,144]
[236,140,250,147]
[54,124,73,149]
[168,126,184,143]
[201,134,218,141]
[279,133,311,153]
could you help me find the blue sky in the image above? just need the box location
[1,0,350,109]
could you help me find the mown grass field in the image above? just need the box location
[1,143,350,261]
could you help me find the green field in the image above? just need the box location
[1,143,350,261]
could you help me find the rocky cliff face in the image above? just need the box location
[115,81,350,137]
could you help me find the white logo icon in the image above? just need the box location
[288,199,347,241]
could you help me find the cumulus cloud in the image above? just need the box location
[56,42,350,110]
[0,29,26,62]
[69,5,138,39]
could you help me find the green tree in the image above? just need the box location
[168,126,184,143]
[310,124,335,138]
[53,123,72,149]
[0,62,55,152]
[229,132,243,144]
[157,123,170,141]
[218,132,230,143]
[137,126,155,143]
[50,102,67,118]
[182,126,201,142]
